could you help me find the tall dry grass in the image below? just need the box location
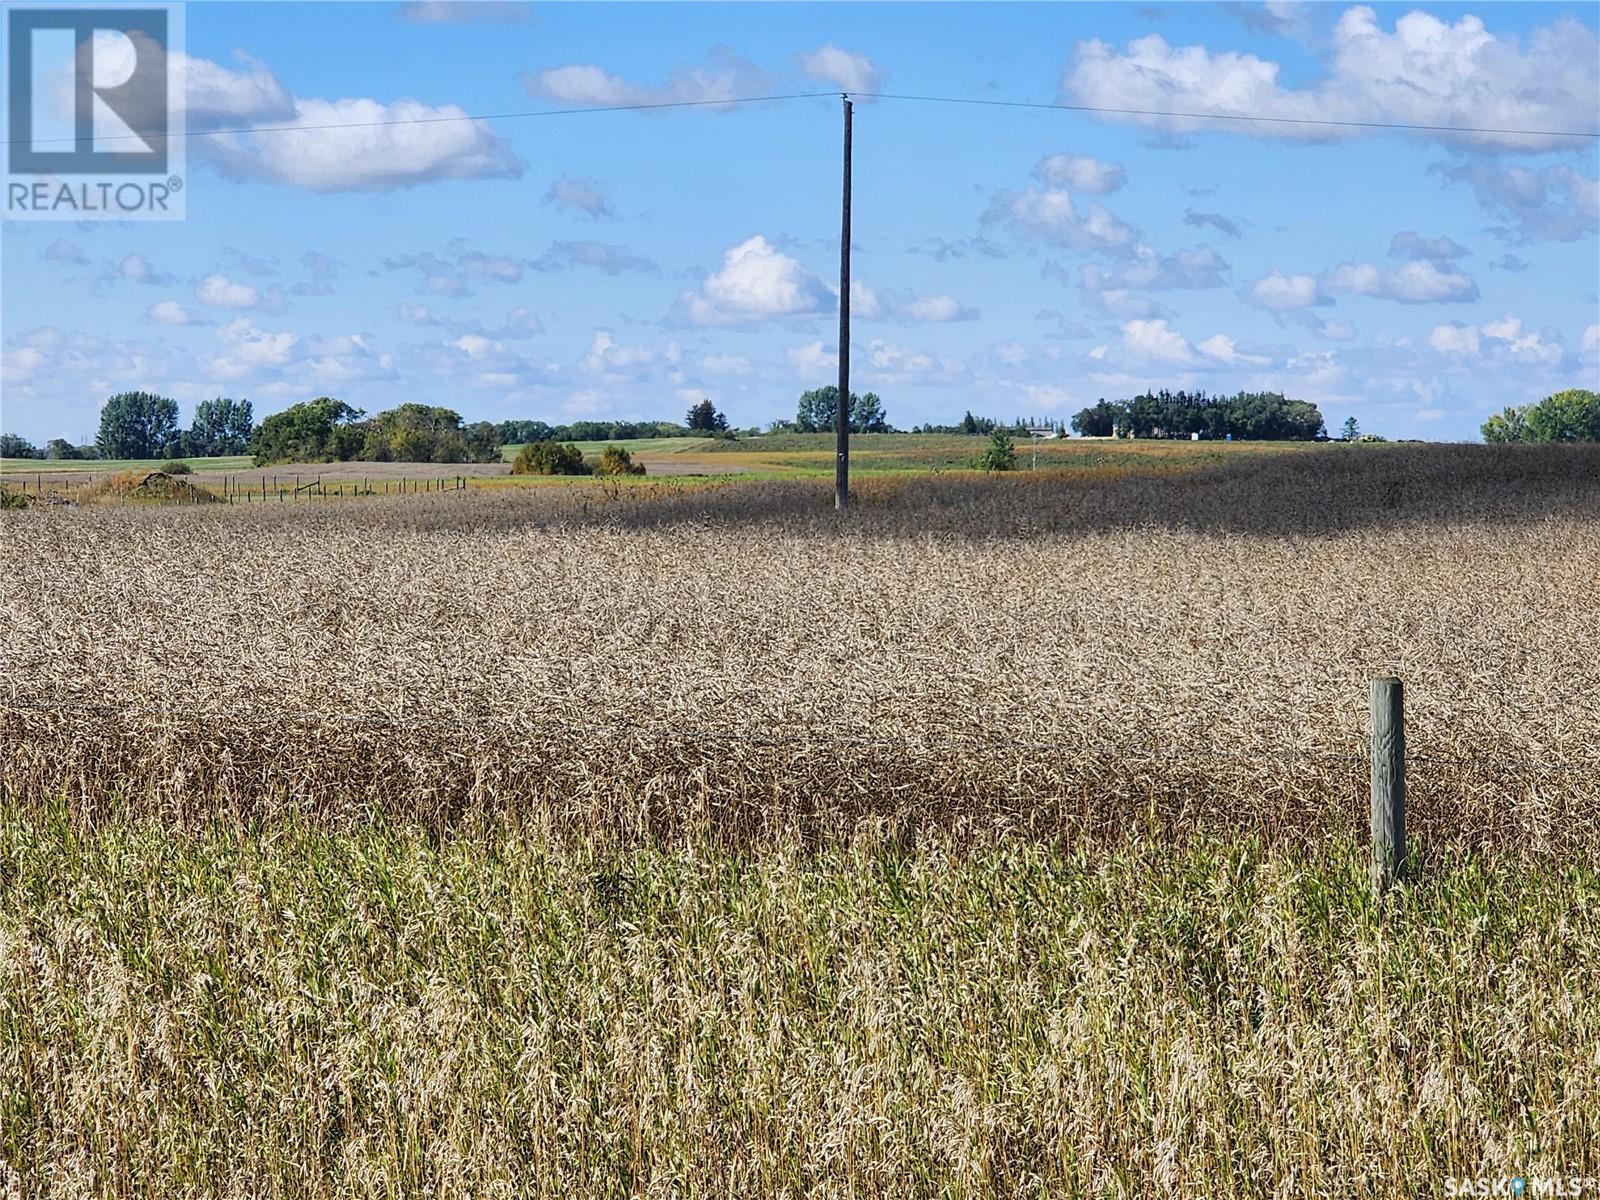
[2,819,1597,1197]
[1,444,1598,852]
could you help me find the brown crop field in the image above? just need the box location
[3,441,1599,1196]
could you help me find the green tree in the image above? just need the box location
[976,429,1016,472]
[190,398,255,456]
[251,398,365,466]
[1480,407,1528,444]
[685,398,728,432]
[1070,401,1120,438]
[0,433,41,459]
[795,386,890,433]
[1524,389,1600,443]
[43,438,82,460]
[358,403,496,463]
[1481,391,1600,444]
[497,419,555,444]
[96,391,180,459]
[1341,416,1360,442]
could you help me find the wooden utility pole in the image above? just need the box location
[835,94,853,511]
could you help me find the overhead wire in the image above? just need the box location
[8,88,1596,148]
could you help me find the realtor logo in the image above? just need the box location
[5,4,186,219]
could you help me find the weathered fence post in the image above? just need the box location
[1370,677,1406,894]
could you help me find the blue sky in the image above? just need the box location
[2,0,1597,443]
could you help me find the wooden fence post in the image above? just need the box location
[1370,677,1406,894]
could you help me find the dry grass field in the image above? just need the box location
[2,442,1599,1195]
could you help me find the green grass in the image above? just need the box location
[3,814,1595,1196]
[0,454,254,475]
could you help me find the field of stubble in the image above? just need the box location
[2,443,1598,1197]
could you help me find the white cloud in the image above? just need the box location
[544,176,613,218]
[522,48,770,109]
[985,186,1138,251]
[398,2,533,23]
[1323,259,1478,304]
[198,96,521,192]
[1081,243,1230,291]
[1437,161,1600,244]
[850,280,882,319]
[1583,324,1600,354]
[1064,8,1600,152]
[700,353,754,376]
[1480,315,1564,364]
[1428,323,1480,356]
[1250,272,1322,311]
[1429,315,1567,365]
[454,333,498,360]
[582,330,682,379]
[799,44,884,95]
[1388,231,1470,262]
[530,241,658,275]
[183,55,289,126]
[117,253,178,286]
[1250,259,1477,309]
[43,239,89,266]
[862,339,965,385]
[1197,333,1270,365]
[195,273,259,310]
[1306,316,1358,342]
[896,293,978,323]
[397,303,444,326]
[1033,154,1126,195]
[146,300,207,326]
[204,317,297,379]
[679,236,833,325]
[860,287,979,323]
[788,340,837,376]
[1120,318,1195,364]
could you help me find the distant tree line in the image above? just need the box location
[1481,390,1599,444]
[1070,391,1326,440]
[911,412,1068,436]
[495,400,734,445]
[2,394,258,461]
[498,419,689,444]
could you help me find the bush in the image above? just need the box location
[595,445,646,477]
[512,440,591,476]
[160,460,193,475]
[976,430,1017,472]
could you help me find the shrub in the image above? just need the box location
[976,429,1017,472]
[595,445,646,477]
[512,440,592,476]
[160,460,193,475]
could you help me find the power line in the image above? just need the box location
[2,92,830,147]
[7,88,1596,148]
[860,91,1600,140]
